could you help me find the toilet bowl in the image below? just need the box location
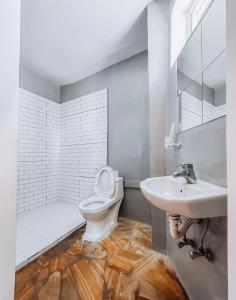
[78,165,124,241]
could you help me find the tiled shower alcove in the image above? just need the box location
[16,88,107,269]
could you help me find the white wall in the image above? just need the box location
[17,89,60,214]
[226,0,236,298]
[17,89,107,214]
[59,89,107,203]
[0,1,20,299]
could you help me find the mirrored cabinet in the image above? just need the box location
[177,26,202,93]
[178,74,203,132]
[202,0,226,69]
[203,53,226,123]
[177,0,226,132]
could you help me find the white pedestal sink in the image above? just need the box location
[140,176,227,219]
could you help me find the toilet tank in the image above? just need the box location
[114,177,124,201]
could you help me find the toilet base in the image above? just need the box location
[82,200,121,241]
[83,221,118,241]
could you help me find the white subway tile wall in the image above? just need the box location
[17,89,107,215]
[59,90,107,203]
[46,100,60,204]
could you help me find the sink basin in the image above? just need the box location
[140,176,227,218]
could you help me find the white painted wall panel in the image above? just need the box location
[227,0,236,298]
[0,0,20,298]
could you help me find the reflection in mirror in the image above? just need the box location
[202,0,226,69]
[177,25,202,93]
[179,74,202,132]
[203,52,226,123]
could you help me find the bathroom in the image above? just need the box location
[0,0,236,299]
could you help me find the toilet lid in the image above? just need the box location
[94,165,115,197]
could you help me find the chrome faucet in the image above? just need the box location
[173,163,197,184]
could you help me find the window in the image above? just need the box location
[188,0,214,33]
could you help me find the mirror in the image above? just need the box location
[177,26,202,93]
[179,74,203,131]
[202,0,226,69]
[177,0,226,132]
[203,52,226,123]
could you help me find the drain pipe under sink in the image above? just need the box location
[168,213,199,239]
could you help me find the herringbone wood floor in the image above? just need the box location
[15,218,188,300]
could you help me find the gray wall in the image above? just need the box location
[166,64,227,300]
[20,67,60,102]
[147,0,170,252]
[215,84,226,106]
[61,51,151,225]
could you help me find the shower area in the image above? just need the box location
[16,88,108,269]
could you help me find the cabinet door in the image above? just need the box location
[177,25,202,94]
[202,0,226,69]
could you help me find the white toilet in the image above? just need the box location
[78,165,124,241]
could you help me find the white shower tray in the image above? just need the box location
[16,201,85,270]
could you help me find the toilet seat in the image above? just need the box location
[79,196,117,214]
[94,165,115,197]
[79,166,118,215]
